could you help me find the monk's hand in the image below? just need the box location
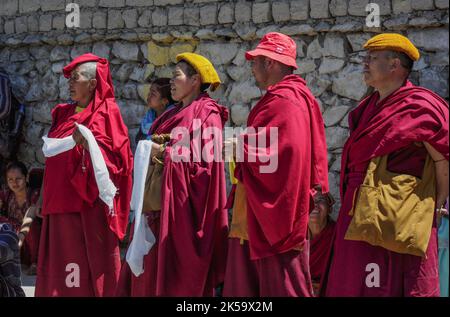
[72,127,89,150]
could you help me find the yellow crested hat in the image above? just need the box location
[176,52,221,91]
[363,33,420,61]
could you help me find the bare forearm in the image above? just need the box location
[435,161,449,208]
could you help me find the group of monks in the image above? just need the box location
[26,31,448,297]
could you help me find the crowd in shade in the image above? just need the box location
[0,31,448,298]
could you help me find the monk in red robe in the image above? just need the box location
[223,32,330,297]
[35,54,133,297]
[322,34,449,297]
[116,53,228,296]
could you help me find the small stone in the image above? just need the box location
[92,42,111,59]
[70,45,92,59]
[411,0,434,10]
[123,9,138,29]
[197,42,239,65]
[307,39,323,59]
[39,14,52,32]
[408,27,449,51]
[294,59,317,74]
[184,7,200,26]
[330,0,347,16]
[231,104,250,126]
[108,9,125,29]
[147,42,170,66]
[228,79,262,104]
[218,2,234,24]
[252,2,271,24]
[392,0,412,14]
[152,7,168,26]
[50,46,70,62]
[41,0,65,11]
[15,16,28,33]
[27,15,39,32]
[332,63,367,100]
[319,58,346,74]
[235,1,252,23]
[169,43,195,63]
[168,7,183,26]
[346,33,372,52]
[326,126,349,150]
[280,24,316,36]
[290,0,309,20]
[323,34,346,58]
[138,10,153,27]
[323,105,351,126]
[112,42,139,61]
[310,0,330,18]
[99,0,125,7]
[348,0,369,16]
[19,0,40,13]
[435,0,449,9]
[272,1,290,23]
[93,11,107,29]
[200,4,217,25]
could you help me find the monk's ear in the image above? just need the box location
[89,78,97,92]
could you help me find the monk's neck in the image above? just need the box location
[76,93,94,108]
[181,91,201,108]
[376,81,404,103]
[309,221,327,240]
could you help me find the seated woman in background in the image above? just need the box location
[0,161,41,275]
[308,187,335,296]
[134,78,175,144]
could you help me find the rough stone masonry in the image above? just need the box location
[0,0,448,213]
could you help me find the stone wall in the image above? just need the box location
[1,0,449,213]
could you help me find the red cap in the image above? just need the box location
[245,32,298,69]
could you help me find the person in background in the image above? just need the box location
[438,199,449,297]
[134,78,175,144]
[0,161,41,275]
[0,222,25,297]
[308,187,335,296]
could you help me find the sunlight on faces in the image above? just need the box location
[250,56,271,90]
[170,62,201,102]
[68,63,97,104]
[6,168,27,194]
[308,201,329,227]
[147,84,169,113]
[363,50,403,88]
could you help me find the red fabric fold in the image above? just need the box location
[235,74,329,260]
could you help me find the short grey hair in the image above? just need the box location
[77,62,97,80]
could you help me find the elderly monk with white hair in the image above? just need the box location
[35,54,133,297]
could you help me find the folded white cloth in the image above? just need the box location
[41,123,117,214]
[126,140,156,277]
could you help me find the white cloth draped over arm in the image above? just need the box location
[126,140,156,277]
[41,123,117,214]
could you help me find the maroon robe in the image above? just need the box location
[35,54,133,297]
[310,221,335,285]
[118,93,229,296]
[322,81,449,297]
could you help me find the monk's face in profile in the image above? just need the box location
[68,65,97,104]
[250,56,270,90]
[6,168,27,194]
[170,62,200,102]
[363,50,395,88]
